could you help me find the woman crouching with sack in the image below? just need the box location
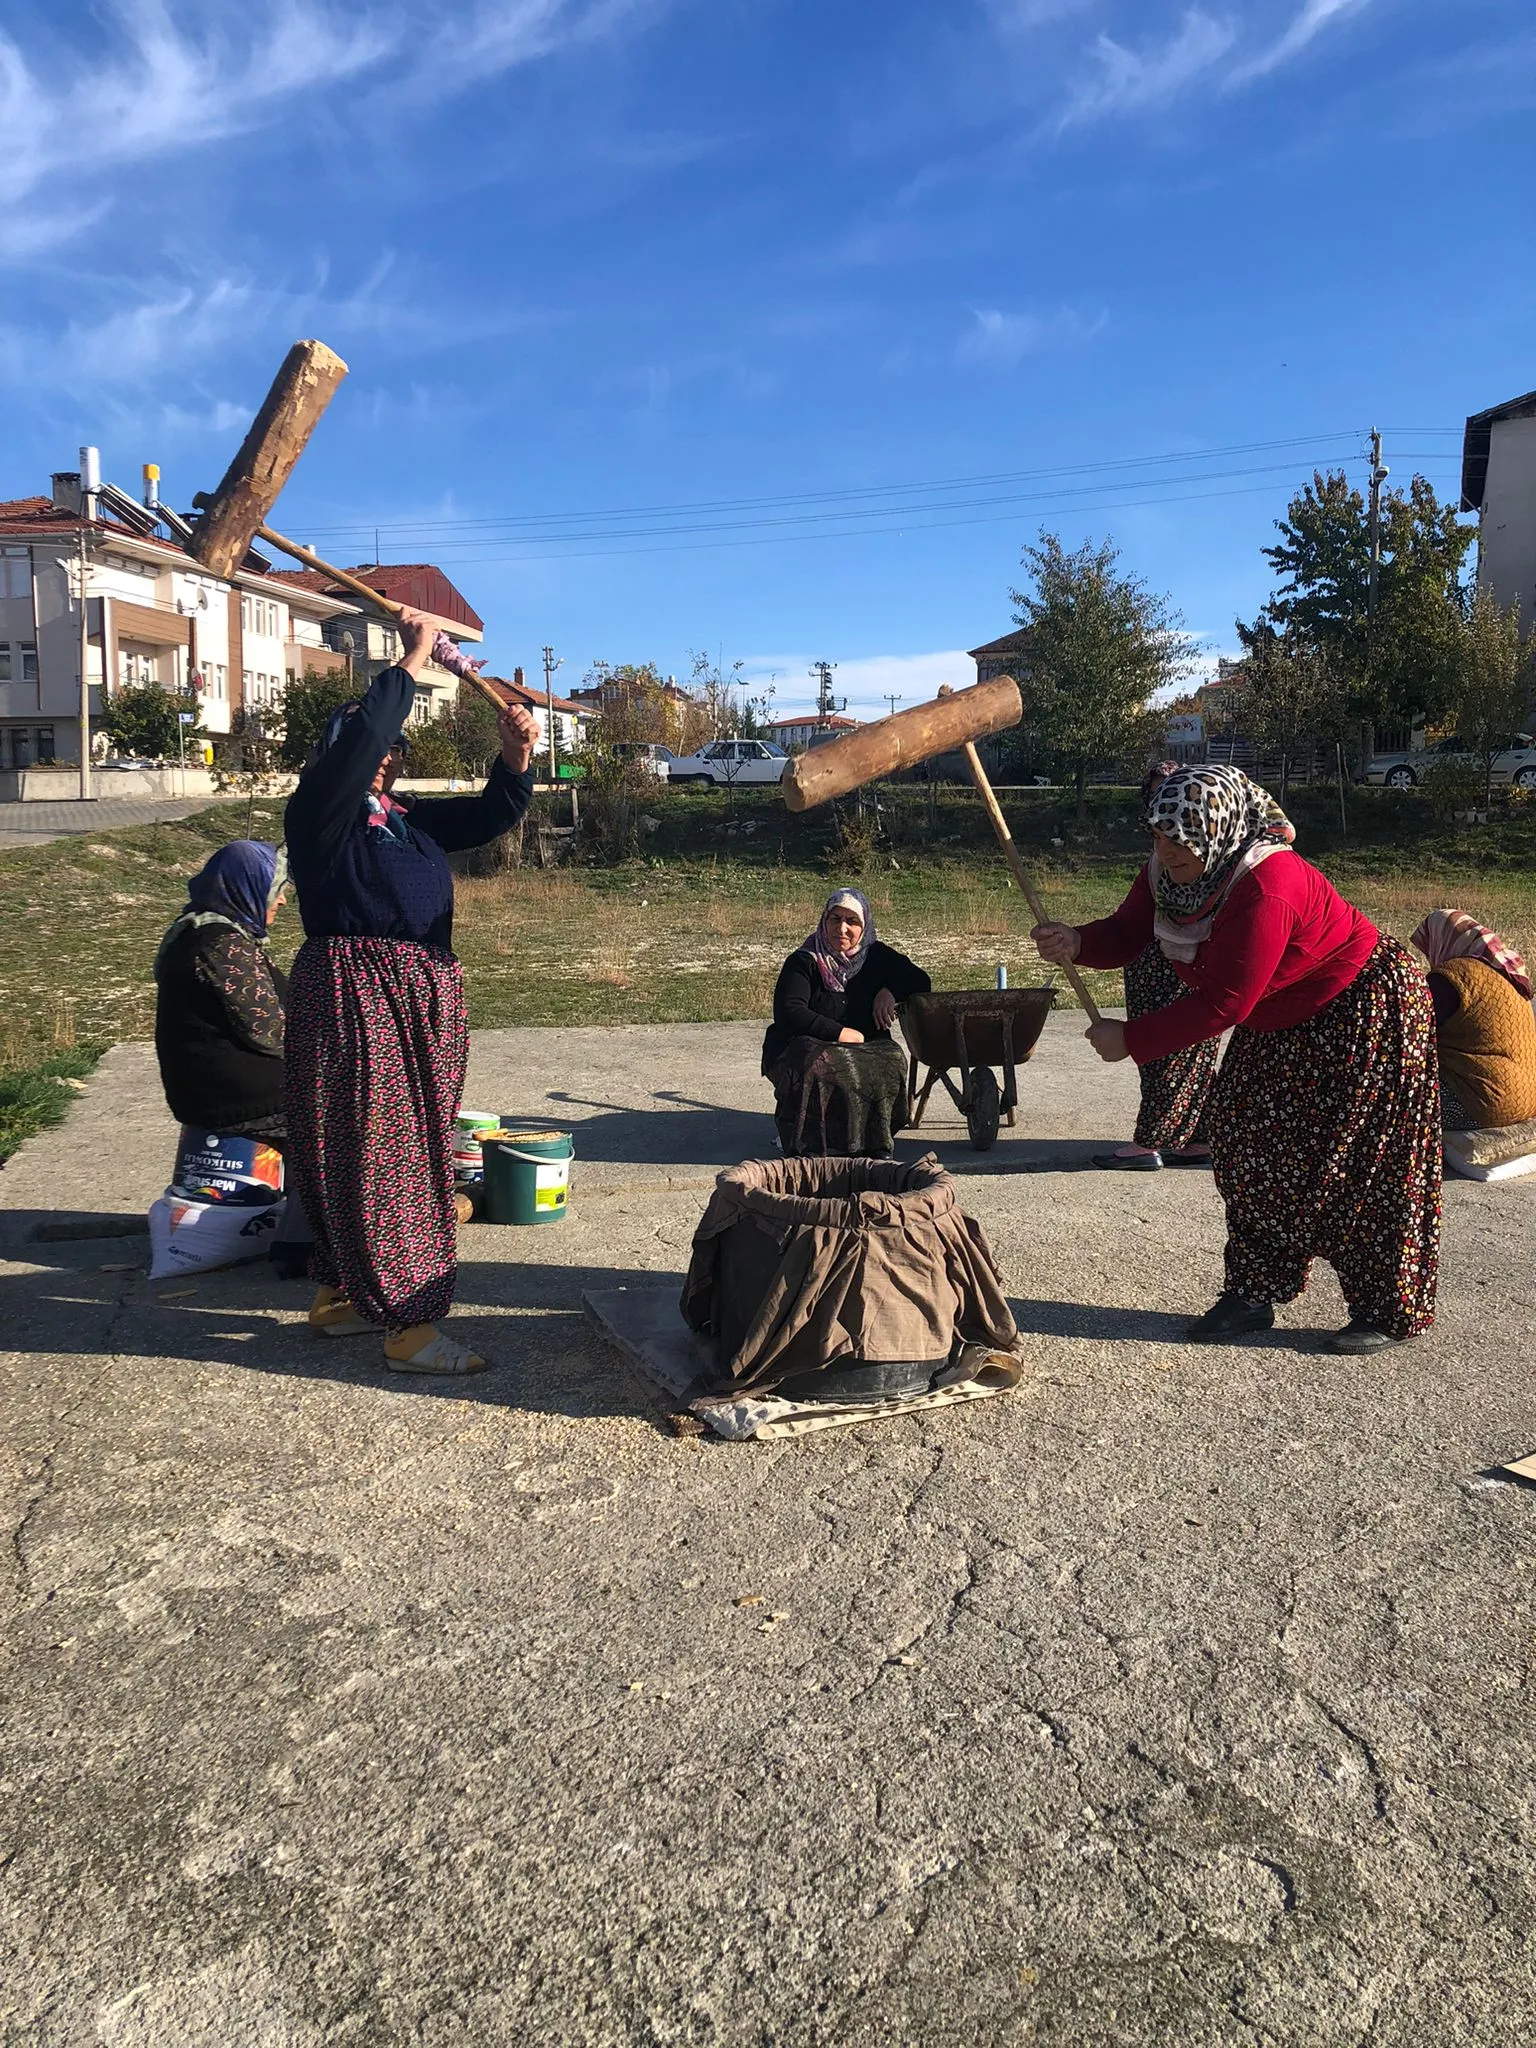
[1033,765,1440,1354]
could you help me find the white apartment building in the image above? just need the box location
[1462,389,1536,626]
[0,453,354,772]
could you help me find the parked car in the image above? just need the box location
[607,742,676,779]
[665,738,790,787]
[1363,734,1536,791]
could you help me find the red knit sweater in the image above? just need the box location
[1075,852,1379,1064]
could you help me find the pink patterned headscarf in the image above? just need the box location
[1410,910,1532,1000]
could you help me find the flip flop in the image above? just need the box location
[1091,1150,1163,1171]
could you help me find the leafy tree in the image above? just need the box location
[1238,624,1348,800]
[402,715,464,780]
[279,666,360,768]
[101,683,200,760]
[1245,469,1472,728]
[1010,532,1196,818]
[445,681,503,776]
[585,661,712,755]
[1451,591,1532,805]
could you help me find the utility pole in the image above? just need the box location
[75,525,93,802]
[1367,427,1388,620]
[884,691,902,719]
[810,660,840,725]
[542,644,561,784]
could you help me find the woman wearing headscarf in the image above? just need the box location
[762,888,931,1155]
[283,609,538,1375]
[1032,764,1441,1355]
[1096,762,1220,1171]
[154,839,289,1139]
[1410,911,1536,1132]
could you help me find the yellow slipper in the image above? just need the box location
[308,1285,373,1339]
[383,1324,490,1375]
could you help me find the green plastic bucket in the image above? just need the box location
[482,1128,573,1225]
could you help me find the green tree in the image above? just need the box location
[585,662,711,755]
[101,683,200,760]
[1451,590,1532,805]
[1247,469,1472,728]
[1010,532,1196,818]
[445,680,503,776]
[279,666,359,768]
[1237,624,1348,800]
[401,714,463,780]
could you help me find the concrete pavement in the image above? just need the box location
[2,1017,1534,2045]
[0,793,244,849]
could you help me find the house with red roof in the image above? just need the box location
[266,562,488,724]
[0,458,354,774]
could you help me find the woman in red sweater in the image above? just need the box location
[1033,765,1441,1353]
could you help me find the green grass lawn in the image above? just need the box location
[4,779,1535,1162]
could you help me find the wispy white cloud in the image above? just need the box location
[0,0,663,257]
[1055,8,1238,129]
[956,305,1107,368]
[0,255,557,399]
[1226,0,1370,87]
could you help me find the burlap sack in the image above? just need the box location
[680,1152,1019,1396]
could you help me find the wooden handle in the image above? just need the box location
[258,524,407,616]
[783,676,1022,812]
[255,524,511,714]
[961,740,1103,1026]
[190,340,348,578]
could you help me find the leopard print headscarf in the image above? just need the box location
[1147,765,1294,956]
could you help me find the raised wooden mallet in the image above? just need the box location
[186,338,514,714]
[781,676,1103,1024]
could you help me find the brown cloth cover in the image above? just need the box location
[680,1152,1019,1396]
[1432,956,1536,1130]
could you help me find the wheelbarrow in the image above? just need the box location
[899,986,1055,1151]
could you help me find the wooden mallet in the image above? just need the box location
[781,676,1103,1024]
[186,338,514,715]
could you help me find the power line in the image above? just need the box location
[294,428,1464,548]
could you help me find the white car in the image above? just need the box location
[1364,733,1536,791]
[664,738,790,787]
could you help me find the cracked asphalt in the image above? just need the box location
[2,1019,1534,2046]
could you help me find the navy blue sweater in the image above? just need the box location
[284,666,534,953]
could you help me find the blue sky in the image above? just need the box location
[1,0,1531,718]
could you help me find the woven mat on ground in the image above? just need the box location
[583,1285,1020,1441]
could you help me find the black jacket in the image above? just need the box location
[154,921,288,1130]
[284,665,534,952]
[762,940,932,1072]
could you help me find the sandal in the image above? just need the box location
[383,1324,490,1376]
[308,1286,373,1339]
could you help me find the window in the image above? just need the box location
[240,595,251,631]
[20,643,36,683]
[36,726,54,763]
[0,647,9,682]
[0,547,29,599]
[242,669,253,699]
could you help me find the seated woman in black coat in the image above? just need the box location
[154,839,289,1139]
[762,888,931,1155]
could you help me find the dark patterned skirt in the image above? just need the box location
[1124,942,1219,1152]
[767,1036,910,1157]
[1209,937,1441,1338]
[284,936,468,1329]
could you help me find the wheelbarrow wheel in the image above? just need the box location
[966,1065,1001,1151]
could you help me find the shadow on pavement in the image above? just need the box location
[0,1250,691,1430]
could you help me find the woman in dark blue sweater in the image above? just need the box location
[284,609,537,1373]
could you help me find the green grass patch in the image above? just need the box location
[3,783,1535,1124]
[0,1043,108,1165]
